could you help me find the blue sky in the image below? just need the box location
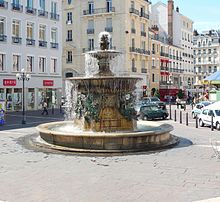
[151,0,220,32]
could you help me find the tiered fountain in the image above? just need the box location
[37,32,177,152]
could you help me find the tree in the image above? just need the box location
[177,89,184,99]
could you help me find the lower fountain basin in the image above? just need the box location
[36,121,178,153]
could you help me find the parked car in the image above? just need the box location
[142,97,166,110]
[198,107,220,130]
[191,101,212,118]
[139,104,169,120]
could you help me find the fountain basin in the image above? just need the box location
[36,121,177,153]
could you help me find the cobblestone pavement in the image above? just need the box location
[0,118,220,202]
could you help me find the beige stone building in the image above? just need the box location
[62,0,152,95]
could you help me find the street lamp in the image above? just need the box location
[16,69,31,124]
[167,78,173,119]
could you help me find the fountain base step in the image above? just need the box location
[36,121,178,153]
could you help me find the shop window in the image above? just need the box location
[27,88,35,109]
[14,88,22,111]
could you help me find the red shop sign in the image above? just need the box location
[3,79,16,86]
[43,80,54,86]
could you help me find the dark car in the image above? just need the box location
[139,104,169,120]
[142,97,166,110]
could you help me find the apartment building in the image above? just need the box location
[193,30,220,81]
[0,0,62,111]
[151,0,194,90]
[62,0,152,96]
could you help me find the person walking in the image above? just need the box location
[41,101,48,115]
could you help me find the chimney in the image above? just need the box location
[168,0,174,44]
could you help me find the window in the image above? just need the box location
[152,73,155,82]
[39,24,46,41]
[39,57,46,72]
[51,1,57,14]
[88,20,94,29]
[88,2,94,14]
[106,0,112,12]
[0,17,5,36]
[88,39,94,50]
[209,66,212,73]
[141,23,145,32]
[67,30,72,41]
[131,19,135,29]
[67,51,72,62]
[51,28,57,43]
[39,0,45,10]
[27,56,34,72]
[27,0,33,8]
[12,20,20,37]
[51,58,57,73]
[0,54,5,71]
[13,55,20,72]
[66,72,73,78]
[131,1,135,9]
[67,0,72,4]
[208,49,211,54]
[67,12,72,24]
[141,60,145,69]
[106,18,112,28]
[131,38,135,48]
[208,57,211,62]
[27,22,34,39]
[141,41,145,50]
[214,66,217,72]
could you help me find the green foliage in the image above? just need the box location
[177,89,184,99]
[154,89,160,99]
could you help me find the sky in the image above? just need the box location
[151,0,220,32]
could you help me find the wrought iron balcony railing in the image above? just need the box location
[11,3,23,11]
[0,1,8,9]
[129,7,139,15]
[160,52,169,57]
[25,7,36,15]
[12,36,22,44]
[105,27,113,32]
[130,47,150,55]
[141,31,146,37]
[131,28,136,34]
[26,38,35,46]
[132,67,137,72]
[51,42,58,49]
[38,9,48,17]
[0,34,7,42]
[39,40,47,47]
[140,12,149,19]
[87,29,94,34]
[141,68,147,73]
[83,7,115,15]
[50,13,59,20]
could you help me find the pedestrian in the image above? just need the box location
[0,108,5,125]
[41,101,48,115]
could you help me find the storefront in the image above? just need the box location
[0,77,62,111]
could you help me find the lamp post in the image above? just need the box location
[16,69,31,124]
[167,78,173,119]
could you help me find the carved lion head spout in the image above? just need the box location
[99,31,111,50]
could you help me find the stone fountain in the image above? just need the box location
[37,32,178,152]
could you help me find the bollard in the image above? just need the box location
[211,113,214,131]
[196,116,198,128]
[52,105,54,115]
[174,110,177,122]
[180,111,182,124]
[169,103,172,120]
[186,112,188,126]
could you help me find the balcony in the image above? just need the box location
[0,35,7,42]
[50,13,59,20]
[39,40,47,47]
[105,27,113,32]
[130,47,150,55]
[141,68,147,73]
[26,38,35,46]
[140,12,149,20]
[51,42,58,49]
[160,66,169,71]
[0,1,8,9]
[131,28,136,34]
[141,31,146,37]
[132,67,137,72]
[87,29,94,34]
[152,50,155,54]
[129,8,139,15]
[159,81,169,86]
[160,52,169,57]
[66,59,72,64]
[82,48,95,53]
[12,36,22,44]
[11,3,23,12]
[66,38,72,42]
[66,20,72,24]
[83,7,115,15]
[170,68,183,73]
[38,10,48,18]
[25,7,36,15]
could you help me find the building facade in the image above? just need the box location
[151,0,194,90]
[62,0,152,97]
[0,0,62,111]
[193,30,220,81]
